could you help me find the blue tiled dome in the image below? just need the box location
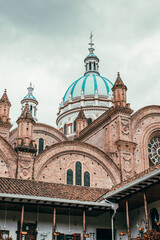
[22,84,38,103]
[63,74,113,102]
[23,93,37,101]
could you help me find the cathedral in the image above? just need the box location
[0,38,160,240]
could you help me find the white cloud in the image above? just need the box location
[0,0,160,128]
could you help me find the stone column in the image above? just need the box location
[20,205,24,240]
[52,207,56,240]
[83,210,86,240]
[144,191,149,231]
[126,199,131,240]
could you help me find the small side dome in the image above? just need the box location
[22,83,38,102]
[21,83,38,122]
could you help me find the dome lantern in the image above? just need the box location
[84,32,100,76]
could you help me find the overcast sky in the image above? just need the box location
[0,0,160,128]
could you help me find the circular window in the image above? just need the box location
[148,137,160,164]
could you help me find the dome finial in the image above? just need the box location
[89,31,94,47]
[88,31,95,55]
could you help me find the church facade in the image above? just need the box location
[0,39,160,240]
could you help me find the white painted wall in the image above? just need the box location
[1,201,159,240]
[0,209,127,240]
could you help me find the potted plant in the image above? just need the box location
[134,229,160,240]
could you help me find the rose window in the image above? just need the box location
[148,137,160,164]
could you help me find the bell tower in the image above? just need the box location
[21,83,38,121]
[0,89,12,141]
[108,73,136,181]
[112,72,127,108]
[15,103,36,180]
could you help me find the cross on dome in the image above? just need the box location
[89,31,94,48]
[88,31,95,55]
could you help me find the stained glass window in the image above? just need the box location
[64,124,67,135]
[84,171,90,187]
[39,138,44,154]
[67,169,73,185]
[75,162,81,186]
[74,121,76,132]
[148,137,160,164]
[88,118,92,126]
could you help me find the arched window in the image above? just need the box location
[35,143,37,156]
[89,62,92,70]
[75,162,82,186]
[88,118,92,126]
[74,121,76,132]
[94,62,96,70]
[67,169,73,185]
[148,137,160,165]
[150,208,159,230]
[84,171,90,187]
[45,145,49,149]
[64,124,67,135]
[30,105,32,114]
[39,138,44,154]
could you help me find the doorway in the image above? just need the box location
[96,229,112,240]
[17,222,37,240]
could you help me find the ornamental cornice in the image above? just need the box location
[115,139,137,151]
[56,106,108,124]
[0,120,12,129]
[58,95,112,112]
[21,98,38,105]
[77,106,133,140]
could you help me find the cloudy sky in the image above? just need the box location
[0,0,160,128]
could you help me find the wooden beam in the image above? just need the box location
[144,191,149,231]
[52,207,56,240]
[126,199,131,240]
[20,205,24,240]
[83,209,86,240]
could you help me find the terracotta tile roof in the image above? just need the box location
[107,162,160,194]
[0,177,108,202]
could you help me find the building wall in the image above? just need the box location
[6,105,160,188]
[0,209,126,240]
[34,142,121,188]
[57,109,106,137]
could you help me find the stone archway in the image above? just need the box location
[0,136,17,178]
[34,141,121,189]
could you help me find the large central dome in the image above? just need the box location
[57,35,113,138]
[63,74,113,102]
